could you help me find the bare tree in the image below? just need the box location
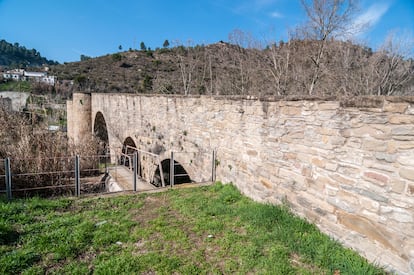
[228,29,265,96]
[370,31,414,95]
[265,36,292,96]
[299,0,359,95]
[173,40,202,95]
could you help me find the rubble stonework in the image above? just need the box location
[68,93,414,274]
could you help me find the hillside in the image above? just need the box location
[50,40,414,98]
[0,39,58,67]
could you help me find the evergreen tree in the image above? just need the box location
[0,39,58,67]
[140,42,147,51]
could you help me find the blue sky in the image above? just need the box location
[0,0,413,63]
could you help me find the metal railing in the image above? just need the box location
[0,148,217,200]
[0,154,110,200]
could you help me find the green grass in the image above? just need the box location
[0,183,386,274]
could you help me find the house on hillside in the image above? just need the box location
[2,69,56,85]
[24,71,56,85]
[2,69,25,81]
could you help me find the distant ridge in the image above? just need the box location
[0,39,58,67]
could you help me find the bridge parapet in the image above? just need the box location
[67,92,414,274]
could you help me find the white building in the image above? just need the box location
[2,69,56,85]
[2,69,24,80]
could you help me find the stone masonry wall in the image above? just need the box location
[69,93,414,274]
[67,93,92,144]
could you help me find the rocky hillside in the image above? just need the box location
[50,40,414,98]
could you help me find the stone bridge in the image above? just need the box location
[67,92,414,274]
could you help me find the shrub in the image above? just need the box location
[0,107,102,194]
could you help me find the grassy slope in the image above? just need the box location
[0,183,386,274]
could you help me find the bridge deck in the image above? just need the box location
[108,165,156,192]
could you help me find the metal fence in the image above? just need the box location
[0,149,217,200]
[0,155,107,199]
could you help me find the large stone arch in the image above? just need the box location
[93,111,109,155]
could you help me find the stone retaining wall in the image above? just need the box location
[68,93,414,274]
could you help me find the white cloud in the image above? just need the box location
[354,3,390,31]
[270,11,284,18]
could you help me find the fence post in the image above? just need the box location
[75,155,80,197]
[5,157,12,200]
[170,151,174,188]
[133,152,137,192]
[158,157,165,188]
[212,150,216,183]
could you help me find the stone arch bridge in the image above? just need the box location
[67,92,414,274]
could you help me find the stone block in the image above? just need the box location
[279,168,306,188]
[393,140,414,150]
[345,137,362,149]
[399,168,414,181]
[317,102,340,110]
[325,184,339,196]
[408,184,414,196]
[407,105,414,114]
[380,206,414,223]
[283,152,297,161]
[359,197,380,212]
[343,126,389,140]
[397,156,414,167]
[363,171,389,186]
[281,106,302,116]
[259,178,273,189]
[246,149,258,157]
[361,114,389,124]
[362,139,388,152]
[367,159,396,175]
[342,185,389,203]
[336,149,363,165]
[297,195,312,209]
[390,179,406,194]
[391,125,414,136]
[374,152,396,163]
[330,173,356,186]
[327,197,357,213]
[337,211,400,253]
[389,114,414,124]
[312,157,326,168]
[325,162,338,171]
[384,102,409,113]
[337,164,361,177]
[316,127,340,136]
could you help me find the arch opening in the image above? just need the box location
[120,137,136,167]
[93,111,109,155]
[152,159,192,187]
[121,137,142,177]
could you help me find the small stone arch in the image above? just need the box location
[120,137,136,167]
[93,111,109,155]
[122,137,136,154]
[120,137,143,177]
[152,159,192,187]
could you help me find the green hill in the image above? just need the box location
[0,39,58,67]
